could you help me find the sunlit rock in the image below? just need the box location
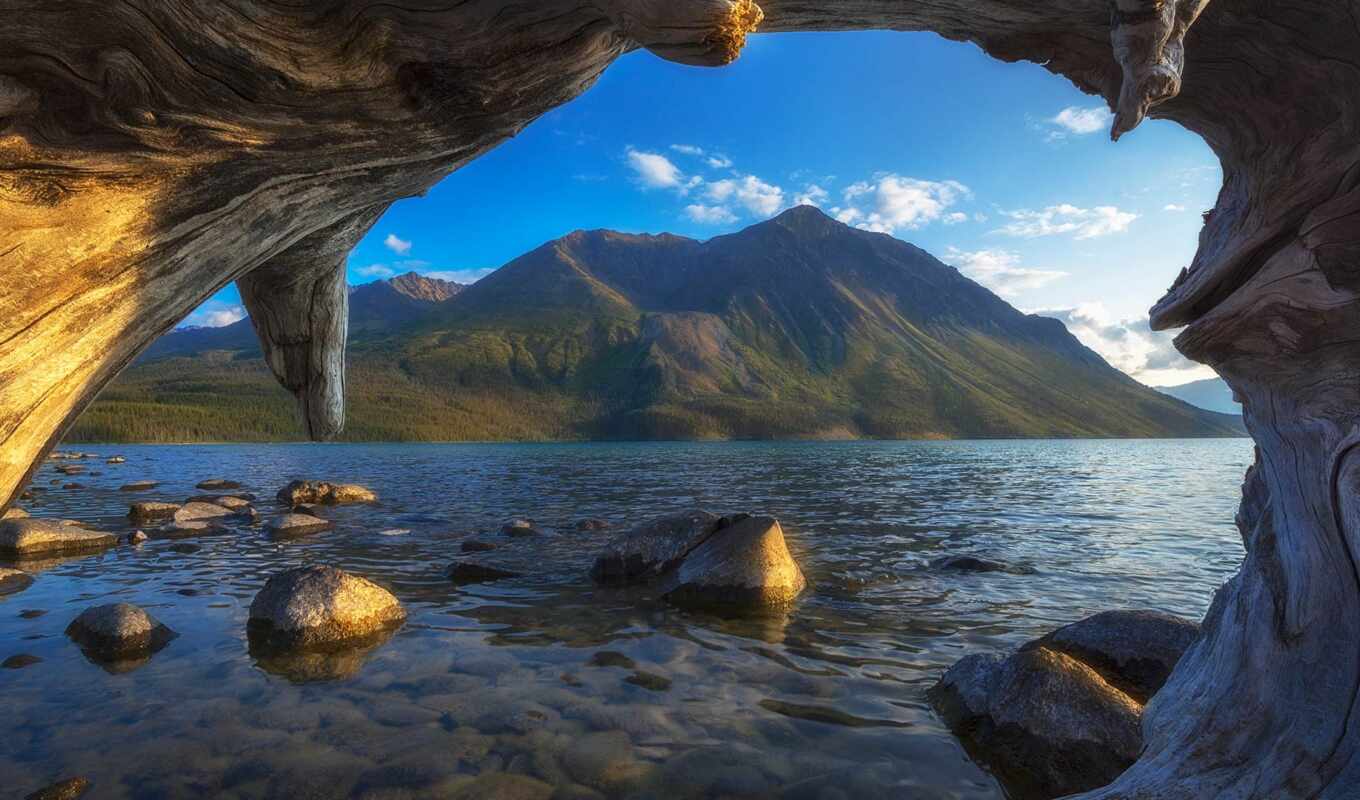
[2,507,29,520]
[118,480,158,492]
[276,480,376,505]
[196,478,241,490]
[500,518,539,537]
[658,515,807,612]
[0,518,117,558]
[590,509,721,585]
[1026,609,1200,703]
[247,565,405,650]
[65,603,177,669]
[24,777,91,800]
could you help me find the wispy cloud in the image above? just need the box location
[1045,105,1112,140]
[181,302,246,329]
[994,204,1137,239]
[793,184,829,207]
[1031,302,1215,383]
[627,148,685,189]
[670,144,733,170]
[831,175,971,234]
[356,264,395,279]
[685,204,738,224]
[943,247,1067,297]
[384,233,412,255]
[1163,203,1187,212]
[705,175,784,217]
[423,267,496,284]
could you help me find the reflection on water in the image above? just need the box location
[0,440,1252,798]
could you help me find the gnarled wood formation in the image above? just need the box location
[1,1,1358,796]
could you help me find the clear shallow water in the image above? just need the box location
[1,439,1252,799]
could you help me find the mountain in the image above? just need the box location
[1155,377,1239,415]
[70,207,1244,442]
[348,271,463,332]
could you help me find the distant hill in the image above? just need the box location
[1155,377,1240,415]
[70,207,1244,442]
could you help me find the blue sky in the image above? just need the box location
[188,31,1221,385]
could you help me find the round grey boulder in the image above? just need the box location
[1024,609,1200,703]
[276,480,376,505]
[659,515,807,612]
[266,513,333,540]
[930,646,1142,800]
[65,603,177,662]
[247,565,406,649]
[590,509,721,586]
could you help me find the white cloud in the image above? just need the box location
[626,148,684,189]
[1032,302,1216,383]
[944,212,969,225]
[1163,203,1187,212]
[706,155,733,169]
[942,247,1068,297]
[356,264,395,279]
[669,143,732,170]
[830,175,970,234]
[1049,105,1112,137]
[670,144,705,157]
[685,204,739,224]
[706,175,784,217]
[384,233,412,255]
[182,302,246,329]
[994,204,1138,239]
[793,184,829,207]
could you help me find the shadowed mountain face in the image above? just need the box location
[74,207,1242,442]
[1155,377,1239,415]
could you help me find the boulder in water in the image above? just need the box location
[65,603,177,662]
[247,565,405,649]
[590,509,721,586]
[128,530,148,545]
[448,561,520,584]
[174,501,249,524]
[106,456,126,464]
[266,513,332,539]
[500,518,539,537]
[276,480,376,505]
[196,478,242,490]
[0,519,117,558]
[658,515,807,612]
[576,518,610,532]
[54,465,84,475]
[930,646,1142,799]
[932,555,1034,575]
[128,502,179,523]
[119,480,158,492]
[1024,609,1200,703]
[461,540,496,552]
[2,507,30,520]
[0,567,34,595]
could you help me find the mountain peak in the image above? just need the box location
[388,271,463,302]
[754,204,850,238]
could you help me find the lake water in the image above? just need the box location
[1,439,1253,799]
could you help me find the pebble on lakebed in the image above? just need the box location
[65,603,177,664]
[247,565,406,650]
[0,518,118,558]
[276,480,377,505]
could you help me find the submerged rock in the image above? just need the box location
[0,567,34,595]
[276,480,376,505]
[128,501,179,523]
[106,456,125,464]
[25,777,91,800]
[65,603,177,664]
[932,555,1034,575]
[931,646,1141,799]
[448,561,520,584]
[658,515,807,613]
[461,540,496,553]
[1025,609,1200,703]
[3,653,41,669]
[247,565,406,649]
[266,513,332,539]
[500,518,539,537]
[196,478,242,490]
[158,520,227,539]
[575,518,610,532]
[590,509,721,586]
[0,519,117,558]
[54,465,84,475]
[119,480,158,492]
[174,501,242,524]
[128,530,148,545]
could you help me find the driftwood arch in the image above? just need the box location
[2,1,1358,796]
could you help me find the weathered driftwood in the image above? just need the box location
[1,2,1358,797]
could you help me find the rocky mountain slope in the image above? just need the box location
[71,208,1242,442]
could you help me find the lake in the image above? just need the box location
[1,439,1253,799]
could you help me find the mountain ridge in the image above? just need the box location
[72,207,1243,443]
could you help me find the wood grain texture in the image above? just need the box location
[2,2,1358,796]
